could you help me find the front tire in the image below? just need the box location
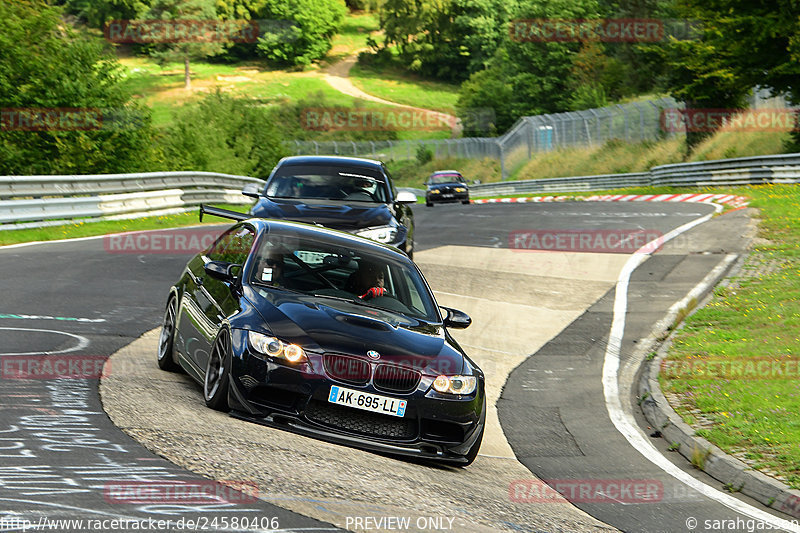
[204,329,231,411]
[157,297,180,372]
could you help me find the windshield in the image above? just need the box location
[249,232,439,322]
[266,165,388,202]
[429,173,465,185]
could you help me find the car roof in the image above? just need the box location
[244,218,409,261]
[431,170,462,175]
[277,155,384,170]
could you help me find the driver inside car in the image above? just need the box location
[347,261,387,300]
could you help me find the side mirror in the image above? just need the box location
[441,306,471,329]
[396,191,417,204]
[242,184,261,199]
[204,260,240,282]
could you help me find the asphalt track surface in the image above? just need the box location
[0,201,795,533]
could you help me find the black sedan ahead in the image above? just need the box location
[245,155,417,258]
[157,208,486,465]
[424,170,470,206]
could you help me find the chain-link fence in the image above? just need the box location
[292,97,681,179]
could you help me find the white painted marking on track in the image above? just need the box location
[0,327,89,356]
[0,223,215,250]
[602,207,800,531]
[0,313,105,323]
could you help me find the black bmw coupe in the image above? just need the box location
[424,170,470,206]
[157,207,486,465]
[246,155,417,258]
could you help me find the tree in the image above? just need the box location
[161,90,287,177]
[142,0,226,89]
[0,0,161,175]
[61,0,150,29]
[378,0,511,82]
[215,0,347,66]
[253,0,347,66]
[457,0,602,133]
[658,0,800,150]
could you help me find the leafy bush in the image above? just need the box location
[0,0,162,175]
[415,144,433,164]
[261,0,347,66]
[160,90,288,178]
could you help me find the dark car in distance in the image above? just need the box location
[157,208,486,466]
[246,155,417,258]
[424,170,470,206]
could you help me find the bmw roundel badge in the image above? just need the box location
[367,350,380,360]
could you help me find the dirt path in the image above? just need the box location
[323,53,462,136]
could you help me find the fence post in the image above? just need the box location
[617,104,628,140]
[500,142,506,180]
[648,101,661,139]
[632,102,644,140]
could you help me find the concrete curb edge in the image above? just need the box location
[636,253,800,519]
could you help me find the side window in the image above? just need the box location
[207,225,255,265]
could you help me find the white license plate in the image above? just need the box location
[328,385,407,418]
[442,194,454,198]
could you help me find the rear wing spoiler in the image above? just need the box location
[199,204,250,223]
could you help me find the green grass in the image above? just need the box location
[325,11,380,64]
[659,184,800,488]
[509,130,792,183]
[0,204,252,247]
[119,55,451,140]
[388,157,501,188]
[349,63,460,115]
[512,138,686,181]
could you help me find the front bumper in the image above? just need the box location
[426,191,469,204]
[227,335,485,463]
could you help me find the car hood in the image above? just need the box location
[243,287,464,375]
[250,198,392,230]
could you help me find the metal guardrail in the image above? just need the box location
[470,153,800,197]
[0,171,266,200]
[1,153,798,229]
[0,172,265,230]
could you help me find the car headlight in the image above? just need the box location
[455,187,466,192]
[430,190,441,194]
[248,331,307,363]
[356,226,398,244]
[432,375,477,395]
